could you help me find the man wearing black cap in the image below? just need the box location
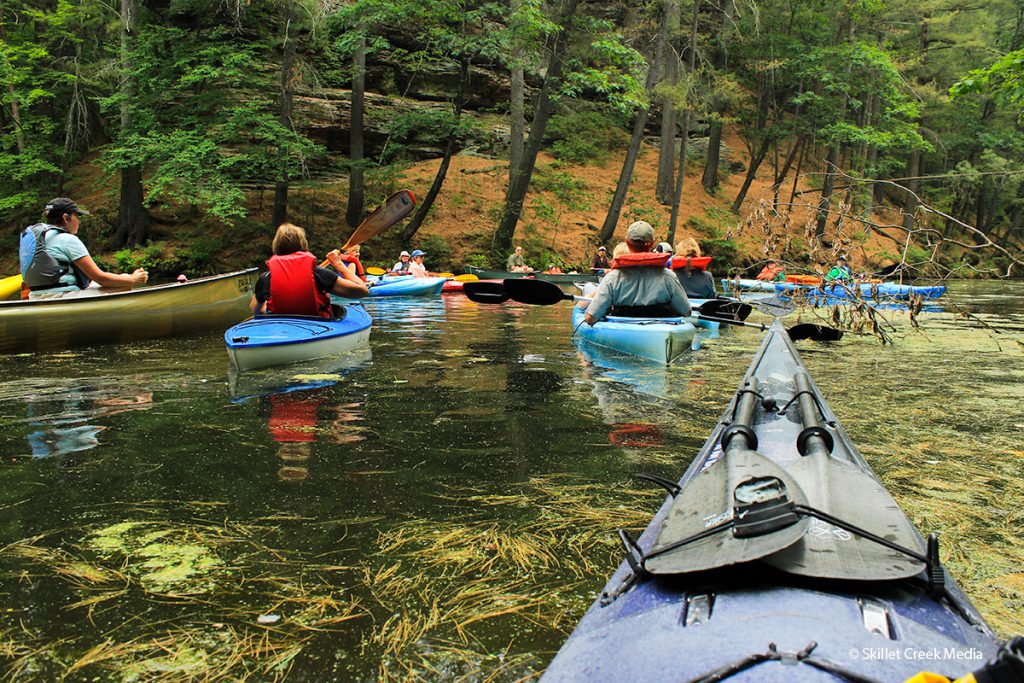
[583,221,690,325]
[19,198,148,298]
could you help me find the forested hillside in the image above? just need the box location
[2,0,1023,277]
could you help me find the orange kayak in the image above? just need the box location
[785,274,821,285]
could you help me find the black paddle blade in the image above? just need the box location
[504,278,571,305]
[750,296,796,318]
[764,454,926,580]
[645,448,810,575]
[696,299,752,321]
[463,281,509,304]
[787,324,843,342]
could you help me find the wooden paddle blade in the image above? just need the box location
[463,281,509,304]
[764,454,926,580]
[453,274,479,282]
[645,448,810,575]
[787,324,843,342]
[340,189,416,251]
[503,278,571,305]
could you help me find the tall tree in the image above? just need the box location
[701,0,736,193]
[346,33,366,228]
[655,1,679,205]
[114,0,150,248]
[272,1,301,228]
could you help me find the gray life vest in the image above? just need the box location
[21,224,90,291]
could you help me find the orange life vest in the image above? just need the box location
[266,252,333,318]
[339,254,366,280]
[669,256,712,271]
[611,252,672,269]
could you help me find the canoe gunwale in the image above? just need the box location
[0,268,258,309]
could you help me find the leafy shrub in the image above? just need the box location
[545,110,628,165]
[413,233,453,268]
[702,238,739,268]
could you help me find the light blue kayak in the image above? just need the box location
[775,281,946,301]
[224,305,372,371]
[577,283,720,331]
[366,275,446,297]
[721,278,777,293]
[571,306,696,364]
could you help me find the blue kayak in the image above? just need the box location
[571,305,696,364]
[542,319,1000,682]
[366,275,446,297]
[224,305,372,371]
[775,281,946,301]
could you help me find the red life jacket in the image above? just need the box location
[340,254,366,281]
[669,256,712,271]
[611,252,672,269]
[266,252,333,318]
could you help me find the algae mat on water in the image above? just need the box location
[0,477,654,681]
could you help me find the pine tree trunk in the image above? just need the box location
[509,0,525,174]
[655,1,679,205]
[272,6,298,229]
[731,137,770,213]
[115,0,150,248]
[599,12,668,246]
[902,149,921,231]
[494,0,579,257]
[701,0,736,193]
[815,145,839,239]
[402,59,471,244]
[667,0,702,244]
[346,35,366,228]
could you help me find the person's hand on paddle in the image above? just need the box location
[325,249,347,272]
[130,268,148,285]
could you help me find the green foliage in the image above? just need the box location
[412,233,452,267]
[545,110,627,165]
[701,238,739,268]
[531,168,591,211]
[464,253,490,269]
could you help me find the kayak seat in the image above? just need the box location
[255,304,348,322]
[609,304,677,318]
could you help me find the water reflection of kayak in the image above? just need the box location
[228,345,373,401]
[542,320,1001,682]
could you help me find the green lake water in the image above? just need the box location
[0,281,1022,680]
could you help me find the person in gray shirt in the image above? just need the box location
[584,221,691,325]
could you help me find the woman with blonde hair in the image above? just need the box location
[251,223,368,317]
[670,237,717,298]
[675,238,702,258]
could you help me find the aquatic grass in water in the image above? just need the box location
[360,476,656,681]
[0,283,1021,679]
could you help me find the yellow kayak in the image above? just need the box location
[0,274,22,301]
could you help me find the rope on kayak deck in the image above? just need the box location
[685,641,884,683]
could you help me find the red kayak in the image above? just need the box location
[442,278,500,294]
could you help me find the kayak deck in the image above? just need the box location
[225,306,372,371]
[542,319,998,682]
[571,306,696,364]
